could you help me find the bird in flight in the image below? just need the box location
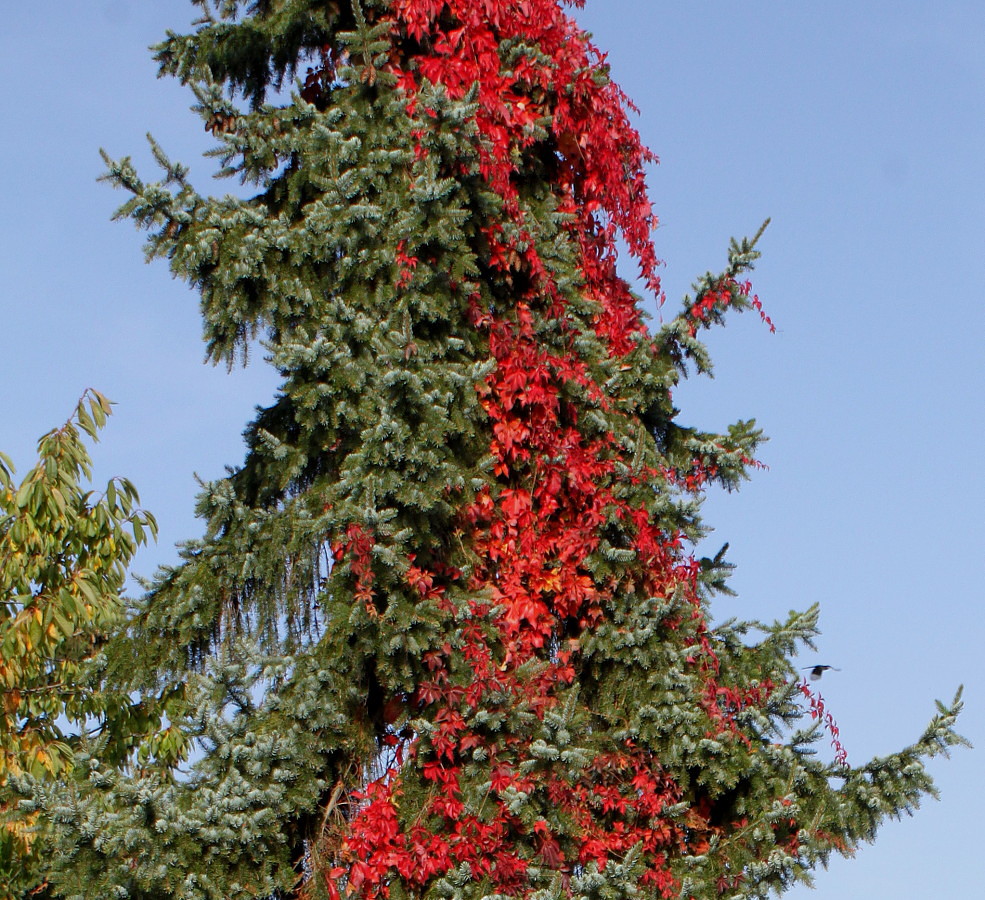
[804,665,840,681]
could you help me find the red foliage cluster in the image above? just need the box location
[334,523,377,609]
[387,0,661,345]
[310,3,780,898]
[686,278,775,338]
[799,681,849,767]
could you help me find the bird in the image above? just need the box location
[804,665,840,681]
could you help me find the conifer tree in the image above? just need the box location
[15,2,964,899]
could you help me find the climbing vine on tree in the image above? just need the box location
[13,3,964,900]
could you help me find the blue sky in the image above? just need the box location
[1,2,982,896]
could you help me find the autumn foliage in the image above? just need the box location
[10,3,963,900]
[301,3,776,897]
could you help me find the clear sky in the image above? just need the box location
[1,2,982,896]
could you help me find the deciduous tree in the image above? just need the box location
[0,392,155,898]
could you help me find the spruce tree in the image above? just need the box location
[14,2,964,899]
